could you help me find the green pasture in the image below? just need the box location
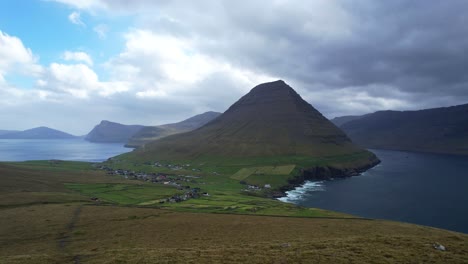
[65,183,183,205]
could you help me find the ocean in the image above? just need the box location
[0,138,131,162]
[279,149,468,234]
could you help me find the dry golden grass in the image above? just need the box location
[0,163,130,207]
[1,204,467,263]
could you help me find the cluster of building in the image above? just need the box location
[150,161,201,172]
[160,187,210,204]
[243,183,272,192]
[99,166,199,184]
[97,165,208,203]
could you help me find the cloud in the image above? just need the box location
[107,29,273,103]
[54,0,103,10]
[127,0,468,117]
[0,31,42,79]
[68,11,85,26]
[51,0,170,13]
[62,51,93,65]
[93,24,108,39]
[37,63,129,98]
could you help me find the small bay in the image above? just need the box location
[280,149,468,233]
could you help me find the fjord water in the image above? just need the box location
[280,149,468,233]
[0,139,130,162]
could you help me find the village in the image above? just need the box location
[97,161,210,203]
[97,160,277,201]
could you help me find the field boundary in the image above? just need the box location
[230,165,296,180]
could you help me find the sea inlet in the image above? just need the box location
[280,149,468,234]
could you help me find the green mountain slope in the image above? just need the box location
[133,81,376,163]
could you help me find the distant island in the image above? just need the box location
[332,103,468,155]
[0,130,20,136]
[85,111,221,146]
[0,127,77,139]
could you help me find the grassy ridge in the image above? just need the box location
[123,150,376,170]
[1,204,467,263]
[112,150,377,181]
[66,183,185,205]
[0,161,124,207]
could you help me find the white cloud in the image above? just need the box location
[93,24,108,39]
[108,29,273,98]
[50,0,169,13]
[39,63,129,98]
[68,11,85,26]
[62,51,93,65]
[0,31,42,79]
[48,63,98,97]
[55,0,103,10]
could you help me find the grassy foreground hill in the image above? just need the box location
[1,161,467,263]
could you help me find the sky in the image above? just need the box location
[1,0,467,135]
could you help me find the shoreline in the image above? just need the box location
[273,158,381,200]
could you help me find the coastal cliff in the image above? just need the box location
[275,156,381,197]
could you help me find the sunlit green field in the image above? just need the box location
[230,164,296,180]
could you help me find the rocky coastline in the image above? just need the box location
[273,157,381,198]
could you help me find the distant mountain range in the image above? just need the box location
[0,127,77,139]
[125,111,221,148]
[0,130,20,136]
[332,104,468,155]
[85,121,146,143]
[330,115,362,127]
[85,111,221,145]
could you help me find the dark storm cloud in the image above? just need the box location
[162,0,468,112]
[318,1,468,91]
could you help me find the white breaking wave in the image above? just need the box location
[277,181,325,203]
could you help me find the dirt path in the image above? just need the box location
[58,205,82,263]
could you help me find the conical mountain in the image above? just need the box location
[136,80,366,159]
